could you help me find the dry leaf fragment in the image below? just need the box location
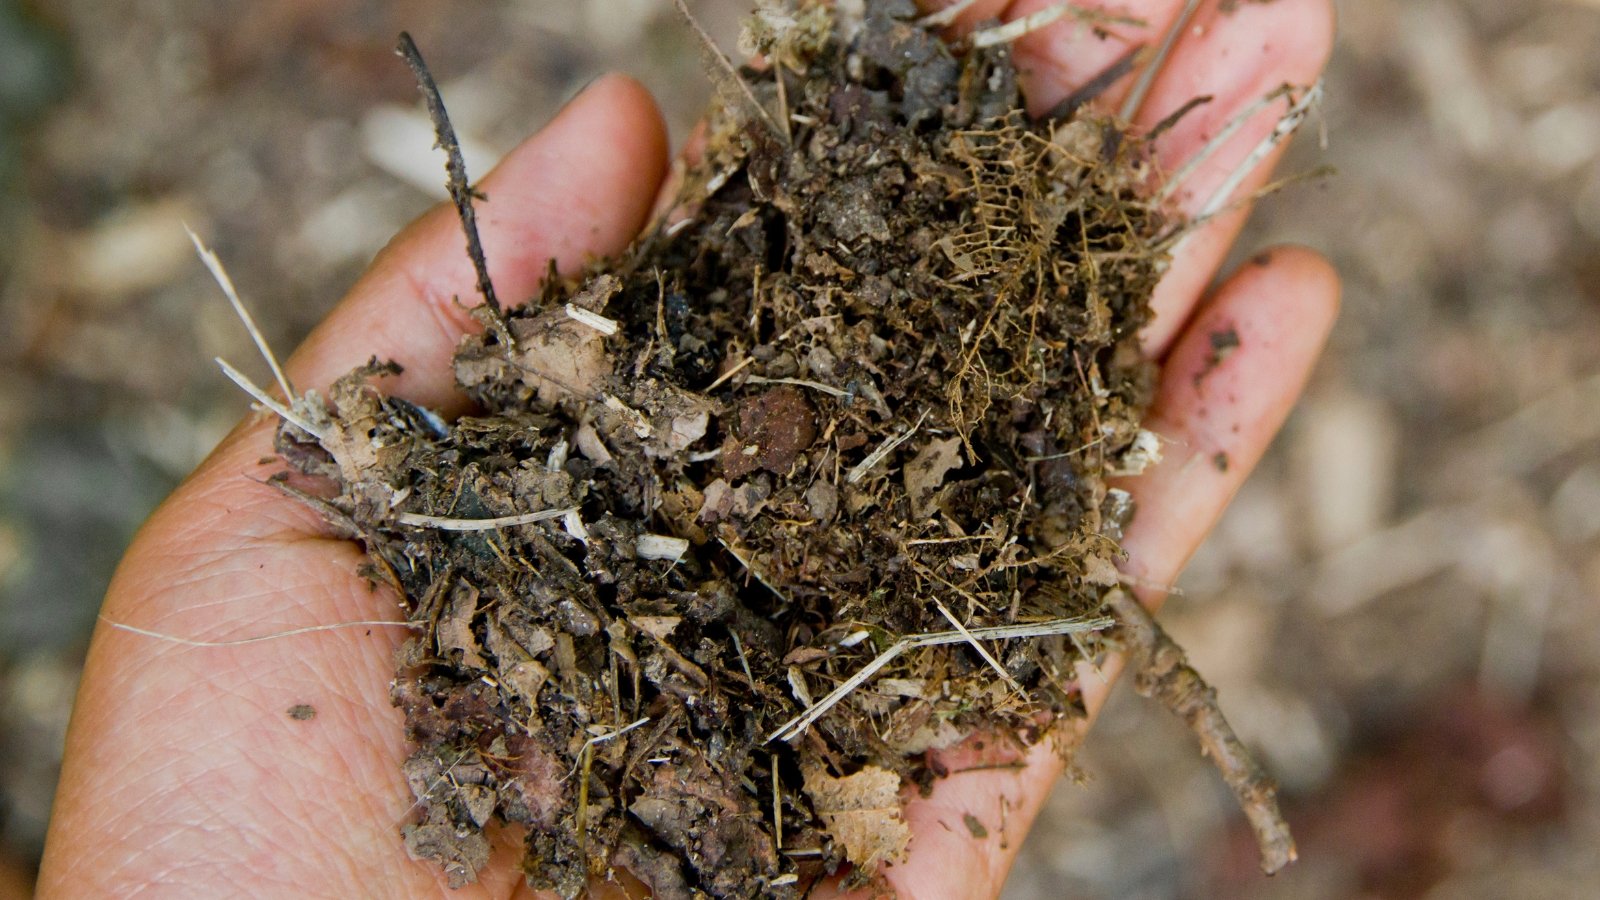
[801,763,911,870]
[631,616,682,641]
[904,436,964,518]
[1082,551,1122,587]
[437,583,487,669]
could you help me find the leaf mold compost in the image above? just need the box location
[231,1,1298,895]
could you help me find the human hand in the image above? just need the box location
[39,1,1337,897]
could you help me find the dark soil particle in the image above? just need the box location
[275,2,1174,895]
[963,812,989,839]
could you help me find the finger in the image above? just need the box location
[283,74,670,412]
[831,247,1339,900]
[1134,0,1335,355]
[1118,245,1340,607]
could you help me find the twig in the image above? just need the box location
[731,630,756,685]
[706,355,756,391]
[718,538,792,606]
[772,755,784,850]
[395,33,508,333]
[636,534,690,562]
[1120,0,1202,121]
[767,615,1115,743]
[563,716,653,782]
[1156,85,1293,202]
[1145,93,1213,142]
[186,227,295,402]
[1158,164,1334,252]
[970,2,1145,49]
[394,508,575,531]
[564,304,620,336]
[1105,589,1297,874]
[970,4,1074,48]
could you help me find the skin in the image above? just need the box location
[39,1,1338,897]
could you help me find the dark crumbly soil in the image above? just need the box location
[276,2,1167,895]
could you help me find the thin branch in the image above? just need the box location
[187,226,295,402]
[395,32,507,331]
[970,3,1073,48]
[1106,589,1297,874]
[918,0,983,29]
[731,630,756,685]
[706,356,757,391]
[846,409,929,484]
[1145,93,1213,142]
[1158,164,1334,252]
[746,375,849,398]
[564,304,620,336]
[971,2,1146,49]
[394,508,575,531]
[718,538,793,606]
[1120,0,1202,121]
[562,716,653,782]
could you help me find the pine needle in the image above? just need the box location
[187,226,295,402]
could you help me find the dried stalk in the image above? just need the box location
[396,32,508,336]
[188,227,295,402]
[1106,589,1297,874]
[767,615,1116,743]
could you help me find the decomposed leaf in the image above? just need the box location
[903,436,964,519]
[801,763,911,870]
[1082,551,1122,587]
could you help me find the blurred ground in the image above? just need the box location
[1,0,1598,897]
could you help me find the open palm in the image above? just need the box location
[40,2,1338,897]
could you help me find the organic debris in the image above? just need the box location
[255,1,1290,894]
